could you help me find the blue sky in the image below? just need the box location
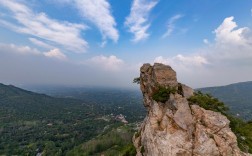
[0,0,252,88]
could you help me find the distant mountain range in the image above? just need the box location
[198,81,252,121]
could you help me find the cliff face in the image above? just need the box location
[133,63,251,156]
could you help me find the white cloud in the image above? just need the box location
[162,14,184,38]
[125,0,158,42]
[0,42,68,61]
[155,16,252,69]
[214,16,249,46]
[44,49,67,60]
[60,0,119,44]
[203,39,209,44]
[0,43,40,55]
[88,55,124,71]
[29,38,54,49]
[0,0,88,53]
[153,16,252,88]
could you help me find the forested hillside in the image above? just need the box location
[198,81,252,120]
[0,84,144,155]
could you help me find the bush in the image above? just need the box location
[152,86,177,103]
[188,91,229,114]
[133,77,140,84]
[121,144,137,156]
[228,115,252,153]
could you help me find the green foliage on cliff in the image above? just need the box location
[228,116,252,153]
[188,91,229,114]
[133,77,140,84]
[198,81,252,121]
[188,91,252,153]
[152,86,177,103]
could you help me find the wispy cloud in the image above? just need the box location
[162,14,184,38]
[125,0,158,42]
[29,38,54,50]
[60,0,119,45]
[0,0,88,53]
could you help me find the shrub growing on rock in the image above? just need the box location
[188,91,229,114]
[152,86,177,103]
[133,77,140,84]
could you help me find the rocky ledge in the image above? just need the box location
[133,63,251,156]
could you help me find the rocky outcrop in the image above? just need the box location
[133,63,251,156]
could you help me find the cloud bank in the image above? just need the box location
[0,42,134,88]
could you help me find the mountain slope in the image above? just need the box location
[0,83,144,155]
[0,83,108,155]
[198,81,252,120]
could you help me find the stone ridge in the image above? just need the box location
[133,63,251,156]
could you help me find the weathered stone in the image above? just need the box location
[133,63,252,156]
[193,124,220,156]
[181,84,194,98]
[152,63,177,87]
[173,98,194,132]
[140,63,151,73]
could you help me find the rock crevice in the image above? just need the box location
[133,63,251,156]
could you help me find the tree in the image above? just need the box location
[133,77,140,84]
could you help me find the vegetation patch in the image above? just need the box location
[67,124,137,156]
[152,86,177,103]
[140,146,145,154]
[188,91,252,153]
[120,144,137,156]
[188,91,229,114]
[133,77,140,84]
[177,83,183,96]
[135,131,140,138]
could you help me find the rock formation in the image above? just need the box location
[133,63,251,156]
